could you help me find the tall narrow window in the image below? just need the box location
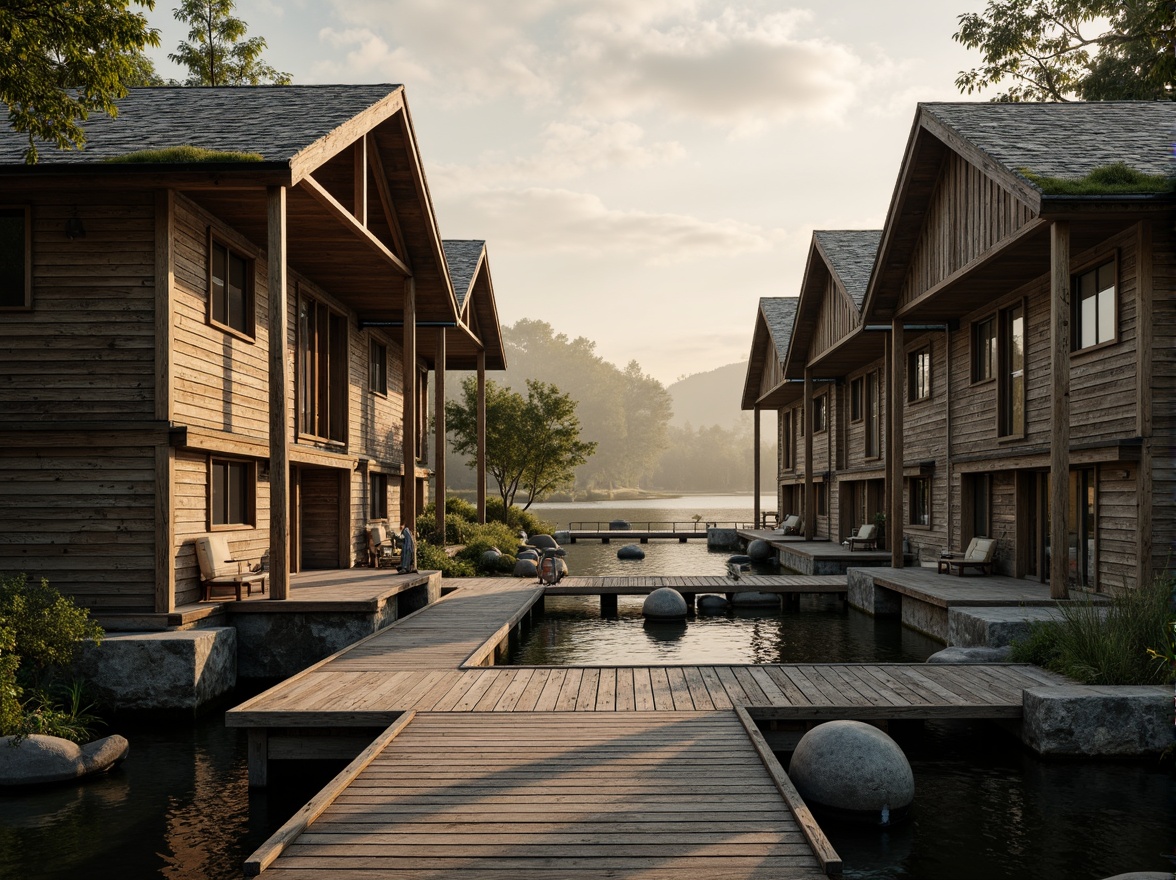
[999,304,1025,436]
[781,411,794,470]
[209,238,253,336]
[850,377,864,422]
[370,340,388,395]
[909,476,930,527]
[908,347,930,401]
[210,459,254,527]
[0,206,30,309]
[415,365,429,462]
[813,394,828,433]
[972,316,996,382]
[865,371,880,459]
[369,472,388,520]
[1068,468,1096,588]
[298,295,348,442]
[1073,260,1116,350]
[965,472,991,540]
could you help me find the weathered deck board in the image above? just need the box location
[254,712,829,879]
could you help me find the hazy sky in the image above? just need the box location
[144,0,992,384]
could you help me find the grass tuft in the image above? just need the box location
[103,146,264,164]
[1019,162,1173,196]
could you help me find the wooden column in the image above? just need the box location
[476,349,487,524]
[154,189,176,613]
[401,278,417,535]
[803,367,814,542]
[753,407,761,527]
[434,328,447,539]
[1135,221,1154,591]
[267,186,290,600]
[1049,221,1070,599]
[889,319,904,569]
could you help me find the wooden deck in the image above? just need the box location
[247,711,836,878]
[547,574,847,596]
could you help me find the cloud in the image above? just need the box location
[448,187,783,263]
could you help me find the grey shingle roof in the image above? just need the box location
[0,85,401,164]
[813,230,880,309]
[442,240,485,310]
[760,297,798,361]
[922,101,1176,182]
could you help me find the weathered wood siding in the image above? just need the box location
[899,152,1035,310]
[901,331,948,560]
[812,276,859,361]
[843,358,886,471]
[1149,219,1176,572]
[1097,465,1136,593]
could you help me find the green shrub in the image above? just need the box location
[1008,620,1061,668]
[415,543,476,578]
[18,681,102,744]
[415,511,477,546]
[486,500,553,535]
[0,624,21,736]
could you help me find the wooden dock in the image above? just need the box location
[232,576,1070,877]
[565,529,711,543]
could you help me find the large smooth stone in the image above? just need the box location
[727,554,753,565]
[528,534,559,550]
[0,734,129,787]
[516,548,539,561]
[480,549,502,567]
[609,519,631,530]
[617,544,645,560]
[789,720,914,826]
[513,559,538,578]
[642,587,688,620]
[697,594,730,614]
[747,539,774,561]
[927,646,1012,664]
[731,591,779,608]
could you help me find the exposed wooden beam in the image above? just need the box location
[1049,221,1070,599]
[889,320,904,568]
[803,368,814,542]
[289,88,405,185]
[753,407,761,527]
[154,188,176,614]
[268,186,291,600]
[299,173,411,277]
[434,328,447,540]
[353,137,367,228]
[1136,220,1154,591]
[477,349,487,525]
[366,133,412,273]
[401,278,417,535]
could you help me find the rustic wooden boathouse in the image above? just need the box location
[745,101,1175,597]
[0,85,505,629]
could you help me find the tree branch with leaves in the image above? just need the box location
[169,0,290,86]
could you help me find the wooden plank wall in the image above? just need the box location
[1151,220,1176,573]
[812,275,859,361]
[843,358,886,471]
[899,152,1034,309]
[900,331,948,560]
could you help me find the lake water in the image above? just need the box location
[3,496,1173,879]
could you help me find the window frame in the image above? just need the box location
[781,410,794,471]
[812,393,828,434]
[0,205,31,311]
[208,457,256,530]
[370,338,388,396]
[907,346,931,402]
[207,230,256,340]
[908,475,931,528]
[971,315,997,384]
[849,377,864,422]
[865,370,881,460]
[998,300,1027,439]
[369,472,389,520]
[297,289,350,445]
[1071,254,1118,353]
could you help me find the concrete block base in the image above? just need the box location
[75,628,237,713]
[948,607,1067,648]
[847,569,901,618]
[901,599,948,642]
[1021,685,1173,757]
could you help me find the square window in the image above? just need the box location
[370,340,388,395]
[1073,259,1116,350]
[210,459,254,527]
[908,348,931,401]
[209,238,254,337]
[0,206,30,309]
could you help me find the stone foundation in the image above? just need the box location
[1021,685,1173,757]
[948,607,1068,648]
[847,569,901,618]
[75,628,237,713]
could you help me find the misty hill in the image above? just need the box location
[667,361,750,429]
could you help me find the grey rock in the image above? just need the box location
[480,549,502,567]
[1098,874,1175,880]
[697,594,730,614]
[527,534,559,550]
[642,587,688,620]
[1021,685,1172,757]
[609,519,631,531]
[553,530,571,544]
[731,591,779,608]
[617,545,646,560]
[926,646,1012,664]
[513,559,539,578]
[517,548,540,561]
[727,555,753,565]
[0,734,129,787]
[789,720,914,825]
[747,539,775,561]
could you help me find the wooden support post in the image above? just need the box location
[753,407,761,528]
[353,137,367,227]
[154,189,176,613]
[682,593,695,612]
[247,729,269,788]
[600,594,618,617]
[434,328,447,540]
[803,367,814,542]
[1049,221,1070,599]
[476,349,487,524]
[890,319,904,569]
[1135,221,1154,591]
[267,186,290,600]
[401,278,417,535]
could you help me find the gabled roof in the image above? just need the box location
[0,85,401,170]
[740,297,798,410]
[812,230,880,309]
[443,240,486,312]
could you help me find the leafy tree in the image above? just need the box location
[954,0,1175,101]
[446,377,596,510]
[0,0,161,163]
[169,0,291,86]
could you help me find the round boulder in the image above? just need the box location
[926,646,1013,664]
[517,548,539,561]
[528,533,559,551]
[727,554,753,565]
[731,591,779,608]
[747,539,775,561]
[513,558,538,578]
[553,530,571,544]
[642,587,688,620]
[608,519,631,531]
[0,734,129,787]
[697,594,730,614]
[789,720,914,826]
[617,544,645,560]
[480,548,502,568]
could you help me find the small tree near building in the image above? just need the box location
[170,0,291,86]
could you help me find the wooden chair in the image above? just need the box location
[776,514,801,535]
[847,523,878,551]
[938,537,997,576]
[366,522,401,569]
[194,534,267,601]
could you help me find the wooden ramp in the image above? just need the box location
[248,711,837,878]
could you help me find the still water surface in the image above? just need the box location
[2,496,1173,879]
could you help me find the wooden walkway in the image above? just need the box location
[548,574,847,595]
[248,711,836,878]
